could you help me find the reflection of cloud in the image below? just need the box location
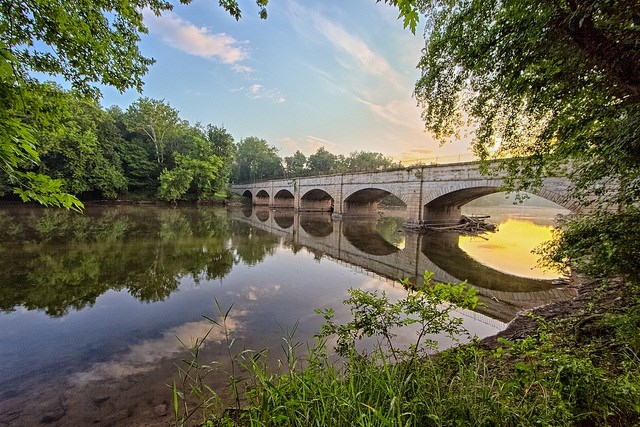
[229,284,282,302]
[71,316,243,386]
[143,10,250,71]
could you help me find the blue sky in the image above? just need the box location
[100,0,473,163]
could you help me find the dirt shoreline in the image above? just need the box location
[480,275,619,350]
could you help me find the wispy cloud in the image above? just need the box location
[143,10,251,71]
[278,135,338,155]
[248,84,285,103]
[315,18,397,80]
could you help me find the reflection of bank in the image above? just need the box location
[229,208,576,323]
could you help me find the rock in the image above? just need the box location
[153,403,168,417]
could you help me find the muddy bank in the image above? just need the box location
[481,276,626,350]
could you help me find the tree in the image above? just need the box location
[0,0,268,209]
[411,0,640,276]
[232,137,283,182]
[284,150,307,176]
[158,125,223,201]
[33,85,127,199]
[106,106,159,195]
[307,147,339,175]
[0,0,176,208]
[124,98,182,165]
[414,0,639,204]
[203,124,235,197]
[345,151,395,172]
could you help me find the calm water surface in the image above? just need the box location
[0,203,574,425]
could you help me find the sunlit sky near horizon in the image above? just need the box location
[100,0,474,163]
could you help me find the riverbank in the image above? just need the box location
[185,275,640,426]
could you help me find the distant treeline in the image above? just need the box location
[0,84,398,202]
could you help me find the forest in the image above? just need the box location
[0,85,397,203]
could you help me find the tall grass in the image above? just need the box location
[172,275,640,426]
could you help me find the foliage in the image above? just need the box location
[202,125,235,197]
[378,0,422,34]
[306,146,340,175]
[0,86,237,202]
[36,85,128,199]
[412,0,640,275]
[284,150,307,177]
[539,208,640,278]
[0,207,266,316]
[158,150,222,202]
[316,270,478,363]
[0,0,177,207]
[124,97,183,165]
[0,0,265,208]
[232,136,283,182]
[344,150,397,172]
[174,275,640,427]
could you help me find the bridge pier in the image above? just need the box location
[299,199,333,212]
[340,201,380,218]
[422,206,463,226]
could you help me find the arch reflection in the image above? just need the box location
[299,212,333,237]
[342,219,400,256]
[420,232,554,292]
[273,211,294,229]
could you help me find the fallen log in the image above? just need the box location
[403,215,496,234]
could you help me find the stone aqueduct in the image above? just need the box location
[231,161,579,224]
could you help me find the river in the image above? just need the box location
[0,202,574,425]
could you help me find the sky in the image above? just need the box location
[100,0,474,164]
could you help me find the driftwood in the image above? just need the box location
[404,215,496,234]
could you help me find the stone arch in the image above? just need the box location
[242,189,252,198]
[342,187,407,217]
[423,184,572,224]
[255,189,270,206]
[300,189,334,212]
[273,189,294,208]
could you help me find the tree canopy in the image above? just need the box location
[414,0,639,207]
[0,0,270,209]
[411,0,640,277]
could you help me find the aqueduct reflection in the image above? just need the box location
[231,207,575,322]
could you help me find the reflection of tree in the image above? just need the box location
[0,206,236,316]
[230,221,279,266]
[376,217,404,247]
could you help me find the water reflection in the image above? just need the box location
[458,218,560,280]
[421,232,552,292]
[299,213,333,237]
[342,219,400,256]
[229,207,576,322]
[0,205,572,321]
[0,206,266,316]
[0,204,576,425]
[71,317,242,385]
[273,210,295,229]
